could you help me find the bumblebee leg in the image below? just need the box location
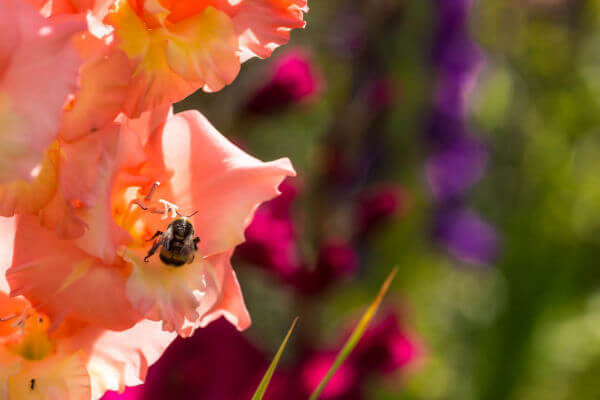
[193,237,200,250]
[131,200,163,214]
[144,182,160,201]
[147,230,163,242]
[144,239,161,262]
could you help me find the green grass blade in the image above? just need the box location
[308,268,398,400]
[251,317,299,400]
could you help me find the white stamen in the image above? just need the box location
[159,199,179,219]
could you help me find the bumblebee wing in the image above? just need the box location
[160,225,174,250]
[183,234,196,252]
[183,234,197,263]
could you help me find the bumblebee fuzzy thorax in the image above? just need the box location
[171,217,194,240]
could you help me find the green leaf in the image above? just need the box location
[308,268,398,400]
[251,317,299,400]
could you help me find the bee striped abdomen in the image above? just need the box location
[160,239,190,266]
[159,251,188,266]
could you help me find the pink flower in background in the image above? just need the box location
[300,350,361,399]
[238,179,302,279]
[350,313,420,375]
[239,180,410,295]
[0,0,84,184]
[293,241,358,295]
[238,180,357,294]
[356,185,409,237]
[100,318,271,400]
[300,312,421,399]
[245,50,322,114]
[100,311,419,400]
[6,108,295,337]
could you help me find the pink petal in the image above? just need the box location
[197,251,251,331]
[71,132,135,264]
[39,187,88,239]
[63,319,176,398]
[6,215,139,331]
[59,134,104,207]
[121,247,219,336]
[59,33,132,142]
[233,0,308,62]
[0,217,16,293]
[158,110,296,256]
[0,1,85,183]
[28,0,116,18]
[121,249,249,335]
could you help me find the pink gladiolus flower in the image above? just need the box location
[6,108,295,337]
[105,0,308,116]
[0,0,84,184]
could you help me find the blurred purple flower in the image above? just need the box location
[428,0,487,197]
[425,0,499,265]
[434,205,499,265]
[426,137,487,201]
[245,50,322,114]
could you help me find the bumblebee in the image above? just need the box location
[144,217,200,266]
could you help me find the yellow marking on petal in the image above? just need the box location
[0,93,21,133]
[108,0,150,61]
[8,351,90,399]
[107,0,239,108]
[0,143,59,216]
[57,259,92,294]
[9,311,53,362]
[163,7,238,83]
[0,93,28,181]
[15,328,53,362]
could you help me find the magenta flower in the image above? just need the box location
[101,311,419,400]
[356,185,409,237]
[245,50,322,114]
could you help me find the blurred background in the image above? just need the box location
[105,0,600,399]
